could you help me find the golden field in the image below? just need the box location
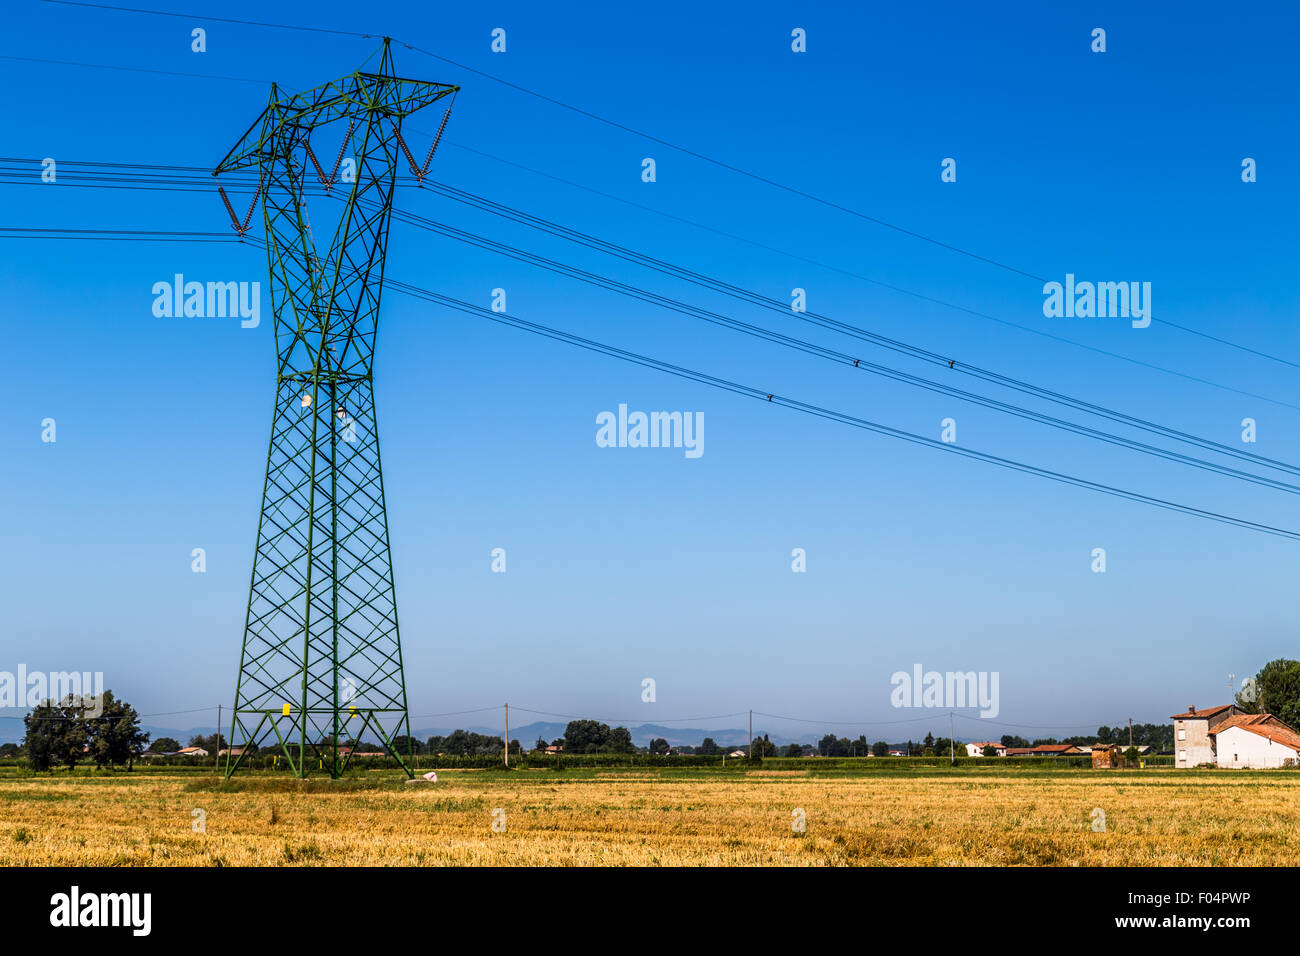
[0,765,1296,866]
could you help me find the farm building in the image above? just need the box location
[1213,715,1300,769]
[1170,704,1243,767]
[964,741,1007,757]
[1006,744,1085,757]
[1091,744,1124,768]
[1170,704,1300,768]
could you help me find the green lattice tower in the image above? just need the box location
[215,41,457,778]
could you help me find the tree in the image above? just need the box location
[1001,735,1029,748]
[752,734,777,757]
[23,697,88,771]
[982,745,998,757]
[605,727,635,754]
[88,691,149,770]
[871,740,888,757]
[698,737,720,755]
[782,743,802,757]
[534,737,548,751]
[1248,659,1300,729]
[648,737,670,755]
[151,736,181,754]
[563,720,609,754]
[1123,745,1140,764]
[0,743,19,758]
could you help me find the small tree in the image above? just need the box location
[1123,745,1140,764]
[871,740,888,757]
[982,745,998,757]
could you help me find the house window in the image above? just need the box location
[1178,729,1186,741]
[1178,750,1186,761]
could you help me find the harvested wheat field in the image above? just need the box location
[1,766,1297,866]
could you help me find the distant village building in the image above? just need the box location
[176,746,208,757]
[964,741,1007,757]
[1004,744,1084,757]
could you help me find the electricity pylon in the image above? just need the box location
[215,40,457,778]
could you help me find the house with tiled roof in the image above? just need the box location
[1171,704,1300,768]
[1214,714,1300,769]
[1170,704,1243,767]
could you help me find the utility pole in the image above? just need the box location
[949,711,955,765]
[1128,718,1133,748]
[504,703,509,767]
[216,703,221,774]
[748,709,752,757]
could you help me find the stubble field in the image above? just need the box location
[0,765,1295,866]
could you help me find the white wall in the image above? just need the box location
[1215,727,1299,769]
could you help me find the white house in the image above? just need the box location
[964,741,1006,757]
[176,746,208,757]
[1214,717,1300,769]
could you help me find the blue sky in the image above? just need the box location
[2,1,1298,744]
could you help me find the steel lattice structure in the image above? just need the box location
[215,40,457,778]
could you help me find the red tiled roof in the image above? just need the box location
[1210,713,1300,750]
[1223,721,1300,752]
[1170,705,1233,719]
[1216,713,1271,731]
[1032,744,1077,753]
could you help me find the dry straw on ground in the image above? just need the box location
[0,767,1295,866]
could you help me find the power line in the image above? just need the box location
[388,182,1300,449]
[16,161,1300,463]
[41,0,375,37]
[0,226,242,241]
[13,212,1300,504]
[376,204,1300,486]
[0,53,271,85]
[29,0,1048,281]
[418,137,1300,387]
[11,164,1300,502]
[510,707,749,725]
[377,274,1300,542]
[15,154,1300,387]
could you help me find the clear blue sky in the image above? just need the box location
[2,0,1297,744]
